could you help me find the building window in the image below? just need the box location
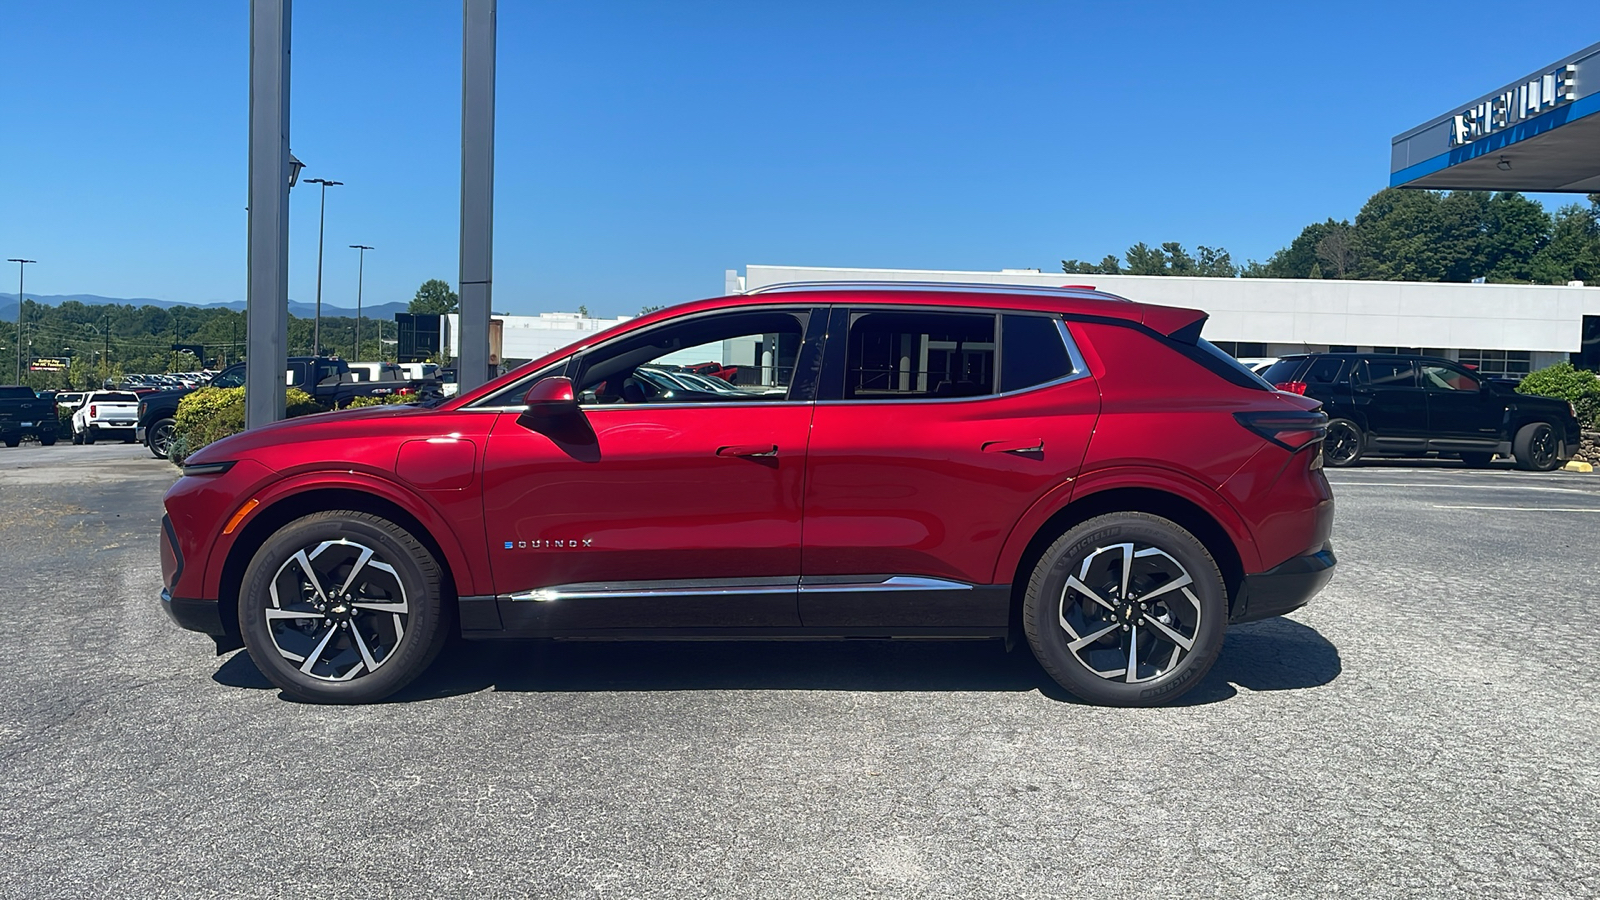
[1372,346,1423,355]
[1212,341,1266,358]
[1330,345,1357,353]
[1457,349,1532,380]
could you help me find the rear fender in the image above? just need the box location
[993,464,1262,589]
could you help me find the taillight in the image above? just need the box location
[1235,410,1327,451]
[398,387,415,396]
[1274,381,1308,395]
[90,404,97,417]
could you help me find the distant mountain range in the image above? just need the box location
[0,293,409,321]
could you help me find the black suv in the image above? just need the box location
[1260,353,1580,470]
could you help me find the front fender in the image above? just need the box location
[200,468,488,601]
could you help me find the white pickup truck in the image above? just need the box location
[71,391,142,444]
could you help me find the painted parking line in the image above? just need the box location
[1431,505,1600,513]
[1328,482,1599,495]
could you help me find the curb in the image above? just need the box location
[1563,460,1594,473]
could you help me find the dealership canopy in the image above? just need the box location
[1392,42,1600,192]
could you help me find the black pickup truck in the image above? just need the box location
[1261,353,1582,471]
[0,386,60,448]
[136,357,439,458]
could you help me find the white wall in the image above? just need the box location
[740,264,1600,354]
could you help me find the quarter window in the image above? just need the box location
[844,311,996,400]
[1305,357,1346,385]
[1000,315,1074,392]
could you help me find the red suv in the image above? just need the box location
[160,284,1336,706]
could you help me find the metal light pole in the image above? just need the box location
[304,177,341,357]
[8,259,35,383]
[349,244,372,361]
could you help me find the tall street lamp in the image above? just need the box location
[8,259,36,383]
[349,244,373,361]
[304,177,342,356]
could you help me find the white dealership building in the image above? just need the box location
[427,263,1600,380]
[724,264,1600,379]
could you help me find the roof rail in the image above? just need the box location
[743,280,1132,301]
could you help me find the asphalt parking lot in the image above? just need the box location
[0,443,1596,899]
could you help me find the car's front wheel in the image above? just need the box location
[1023,513,1227,707]
[1513,421,1562,472]
[239,510,451,703]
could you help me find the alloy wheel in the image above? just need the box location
[149,421,176,458]
[1325,421,1361,466]
[1057,542,1202,684]
[265,539,411,682]
[1528,424,1557,469]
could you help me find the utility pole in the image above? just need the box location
[305,177,342,357]
[8,259,36,383]
[349,244,372,361]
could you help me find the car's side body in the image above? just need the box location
[160,287,1335,671]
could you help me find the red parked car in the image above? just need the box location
[160,284,1336,706]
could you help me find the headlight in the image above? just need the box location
[181,461,236,477]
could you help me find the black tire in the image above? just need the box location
[1459,452,1494,468]
[2,436,18,449]
[71,429,83,445]
[238,510,451,704]
[1513,421,1562,472]
[82,426,96,445]
[1023,512,1227,707]
[146,418,176,459]
[1323,418,1364,467]
[38,434,56,447]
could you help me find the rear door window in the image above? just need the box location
[843,310,996,399]
[1363,359,1419,388]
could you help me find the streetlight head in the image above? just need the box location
[305,177,343,187]
[288,152,305,188]
[349,244,374,250]
[7,259,36,264]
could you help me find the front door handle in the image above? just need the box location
[716,443,778,458]
[982,438,1044,454]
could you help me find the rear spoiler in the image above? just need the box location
[1140,305,1208,344]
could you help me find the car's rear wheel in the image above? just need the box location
[1513,422,1562,472]
[1460,451,1494,468]
[39,434,56,446]
[1023,513,1227,707]
[146,418,176,458]
[1323,419,1363,467]
[82,426,96,445]
[239,510,451,704]
[2,435,18,449]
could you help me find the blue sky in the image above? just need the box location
[0,1,1590,317]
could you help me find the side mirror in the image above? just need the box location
[522,376,579,420]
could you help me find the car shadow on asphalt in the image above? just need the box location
[212,617,1341,706]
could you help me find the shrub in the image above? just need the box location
[344,393,421,409]
[1517,362,1600,430]
[170,386,324,465]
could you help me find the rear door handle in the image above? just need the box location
[716,444,778,458]
[981,439,1044,454]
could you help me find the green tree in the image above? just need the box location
[1529,201,1600,284]
[408,279,459,315]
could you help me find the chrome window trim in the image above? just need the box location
[820,313,1090,405]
